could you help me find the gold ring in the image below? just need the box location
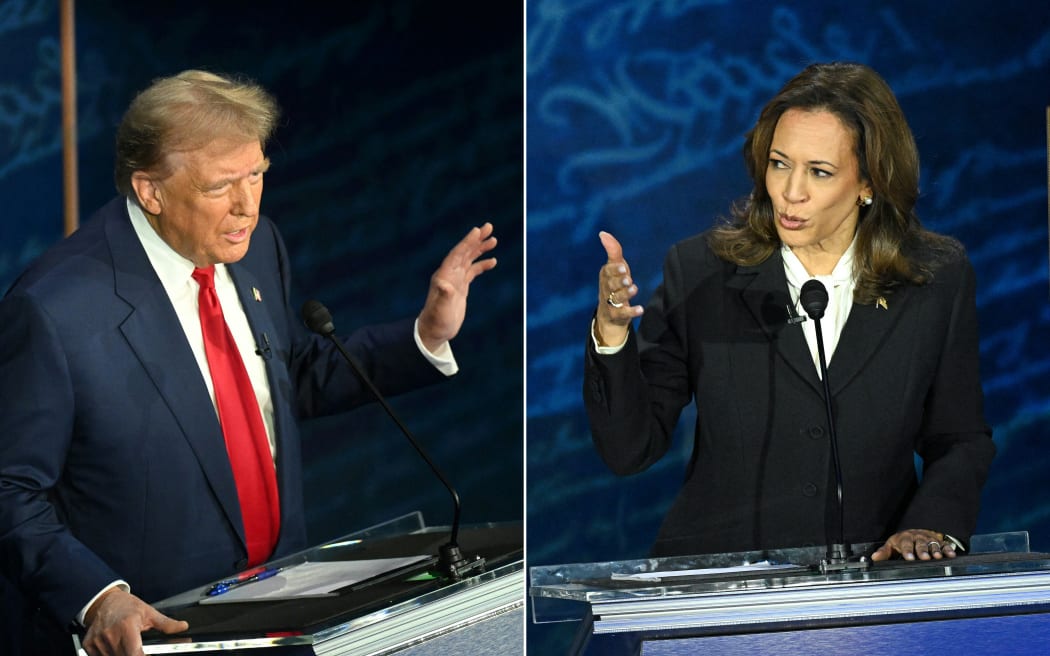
[926,540,941,551]
[607,292,623,308]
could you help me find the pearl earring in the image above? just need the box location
[858,196,873,207]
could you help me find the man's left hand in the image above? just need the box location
[418,222,497,353]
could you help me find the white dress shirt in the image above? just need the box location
[781,238,856,378]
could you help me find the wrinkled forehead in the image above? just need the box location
[165,139,266,180]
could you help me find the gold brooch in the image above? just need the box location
[876,297,888,310]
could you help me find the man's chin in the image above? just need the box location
[215,242,251,265]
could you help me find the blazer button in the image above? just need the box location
[802,483,818,497]
[807,426,824,439]
[234,558,249,570]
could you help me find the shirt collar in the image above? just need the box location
[782,233,857,291]
[126,197,230,296]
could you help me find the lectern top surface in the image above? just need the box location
[529,532,1043,603]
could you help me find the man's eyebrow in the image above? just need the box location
[202,158,271,189]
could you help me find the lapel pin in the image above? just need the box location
[252,287,262,302]
[876,296,888,310]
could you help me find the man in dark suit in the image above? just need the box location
[0,70,497,656]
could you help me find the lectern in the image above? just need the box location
[530,532,1050,655]
[83,513,523,655]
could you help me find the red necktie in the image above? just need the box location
[192,266,280,566]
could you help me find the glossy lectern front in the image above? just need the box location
[92,513,522,655]
[530,532,1050,655]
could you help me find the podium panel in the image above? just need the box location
[638,613,1050,656]
[530,532,1050,655]
[95,513,524,655]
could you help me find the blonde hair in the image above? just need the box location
[114,70,279,195]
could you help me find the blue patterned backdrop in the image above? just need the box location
[527,0,1050,650]
[1,0,522,551]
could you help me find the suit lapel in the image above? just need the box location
[105,208,248,549]
[226,263,298,544]
[827,286,911,396]
[731,247,912,397]
[227,266,276,364]
[731,253,824,395]
[225,266,286,449]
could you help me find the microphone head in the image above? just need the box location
[301,299,336,335]
[800,279,829,320]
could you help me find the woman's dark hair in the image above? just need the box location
[709,62,959,302]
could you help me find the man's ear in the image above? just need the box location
[130,172,162,215]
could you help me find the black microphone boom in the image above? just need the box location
[798,280,870,573]
[300,299,485,580]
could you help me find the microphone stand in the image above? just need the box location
[302,301,486,581]
[799,281,870,574]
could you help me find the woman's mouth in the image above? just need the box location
[778,213,806,230]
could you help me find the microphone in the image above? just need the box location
[799,280,828,321]
[300,299,485,580]
[799,280,870,573]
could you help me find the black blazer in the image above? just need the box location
[584,232,995,557]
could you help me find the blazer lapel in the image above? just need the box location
[227,266,276,366]
[226,264,298,541]
[728,247,911,398]
[730,254,823,395]
[105,208,248,548]
[226,266,287,438]
[827,287,912,396]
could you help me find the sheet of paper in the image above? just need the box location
[610,560,799,582]
[200,555,431,603]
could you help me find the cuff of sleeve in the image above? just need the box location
[591,318,628,355]
[77,580,130,627]
[413,318,458,376]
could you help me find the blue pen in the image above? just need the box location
[206,567,282,596]
[210,566,268,589]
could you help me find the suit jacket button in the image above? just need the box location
[807,426,824,439]
[234,558,248,570]
[802,483,818,497]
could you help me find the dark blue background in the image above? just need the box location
[527,0,1050,651]
[0,0,522,552]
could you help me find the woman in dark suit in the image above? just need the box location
[585,62,995,561]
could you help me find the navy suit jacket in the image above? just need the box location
[585,231,996,557]
[0,197,445,636]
